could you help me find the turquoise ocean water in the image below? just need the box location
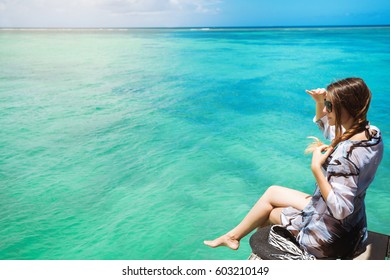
[0,27,389,260]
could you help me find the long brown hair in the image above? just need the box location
[305,78,371,154]
[327,77,371,147]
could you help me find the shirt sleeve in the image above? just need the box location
[325,156,360,220]
[313,115,335,141]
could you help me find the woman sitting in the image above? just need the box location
[204,77,383,259]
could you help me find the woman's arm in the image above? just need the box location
[311,145,360,220]
[306,88,327,121]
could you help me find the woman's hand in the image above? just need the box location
[306,88,327,104]
[311,144,333,171]
[307,88,328,121]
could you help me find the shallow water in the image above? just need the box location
[0,27,389,259]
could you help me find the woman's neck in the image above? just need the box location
[349,130,369,141]
[342,117,369,141]
[342,117,354,131]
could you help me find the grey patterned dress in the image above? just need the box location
[280,115,384,259]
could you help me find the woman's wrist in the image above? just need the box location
[311,163,322,172]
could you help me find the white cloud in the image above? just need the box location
[97,0,171,14]
[0,0,11,11]
[0,0,223,27]
[96,0,222,15]
[0,0,222,14]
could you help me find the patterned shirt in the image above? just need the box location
[280,115,384,259]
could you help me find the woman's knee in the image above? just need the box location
[264,185,283,196]
[262,185,310,210]
[260,185,282,202]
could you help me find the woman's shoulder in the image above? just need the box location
[336,126,383,166]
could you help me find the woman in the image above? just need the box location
[204,77,383,259]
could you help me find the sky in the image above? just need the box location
[0,0,389,28]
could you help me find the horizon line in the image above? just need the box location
[1,24,390,30]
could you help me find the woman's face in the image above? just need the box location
[323,95,351,126]
[323,103,336,126]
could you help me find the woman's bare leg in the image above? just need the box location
[204,185,311,250]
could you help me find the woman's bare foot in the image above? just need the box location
[203,234,240,250]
